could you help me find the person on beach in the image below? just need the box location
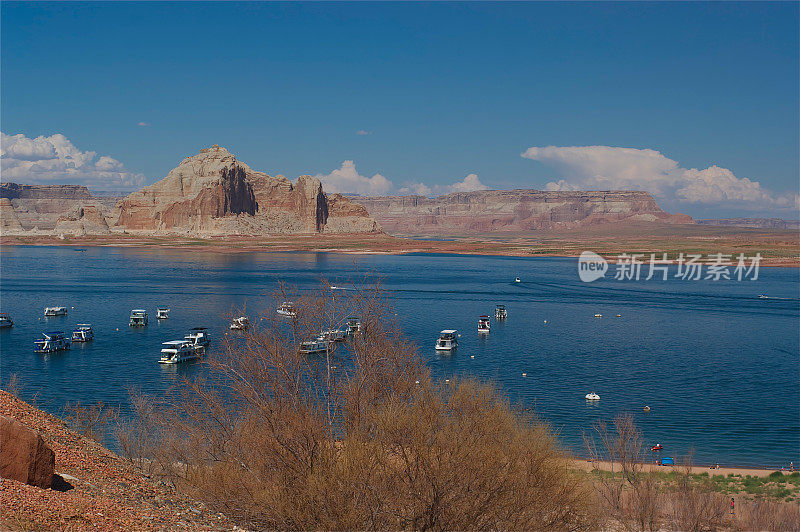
[729,497,735,515]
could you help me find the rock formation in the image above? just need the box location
[0,414,55,489]
[0,198,25,235]
[697,218,800,230]
[0,184,120,230]
[0,183,93,200]
[115,145,379,235]
[54,204,112,236]
[355,190,693,235]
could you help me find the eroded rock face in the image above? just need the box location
[356,190,692,234]
[0,198,25,235]
[0,183,92,200]
[54,204,111,236]
[115,145,378,236]
[0,414,55,489]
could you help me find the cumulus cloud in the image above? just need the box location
[137,121,150,127]
[522,145,798,210]
[1,132,145,191]
[315,160,393,196]
[356,129,372,136]
[398,173,489,197]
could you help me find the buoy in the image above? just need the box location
[115,328,119,331]
[544,320,548,324]
[445,379,450,383]
[643,406,651,412]
[616,314,622,317]
[594,314,602,318]
[522,373,527,377]
[470,355,475,359]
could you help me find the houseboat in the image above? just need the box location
[156,307,170,319]
[44,307,67,317]
[277,302,296,317]
[435,330,459,351]
[185,327,210,348]
[585,392,600,401]
[34,331,70,353]
[159,340,203,364]
[71,324,94,342]
[320,328,347,343]
[495,305,507,319]
[129,310,148,327]
[346,316,361,336]
[299,336,330,354]
[477,315,491,334]
[0,313,13,328]
[230,316,249,330]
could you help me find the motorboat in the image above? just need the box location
[477,315,491,334]
[320,328,347,342]
[758,294,769,299]
[435,330,458,351]
[299,336,330,354]
[156,307,170,320]
[34,331,70,353]
[0,313,13,328]
[515,277,521,283]
[230,316,249,330]
[585,392,600,401]
[495,305,507,319]
[346,316,361,336]
[159,340,203,364]
[129,309,148,327]
[71,324,94,342]
[651,443,663,452]
[277,302,297,317]
[44,307,67,317]
[594,314,603,318]
[185,327,210,348]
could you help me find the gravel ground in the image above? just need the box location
[0,391,233,531]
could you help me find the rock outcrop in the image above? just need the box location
[0,198,25,235]
[54,204,112,236]
[355,190,693,235]
[697,218,800,230]
[115,145,379,236]
[0,183,93,200]
[0,414,55,489]
[0,184,120,231]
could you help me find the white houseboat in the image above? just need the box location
[495,305,507,319]
[159,340,203,364]
[34,331,71,353]
[435,330,459,351]
[44,307,68,317]
[71,324,94,342]
[477,315,491,334]
[277,302,297,317]
[129,310,148,327]
[230,316,249,330]
[0,313,13,328]
[346,316,361,336]
[156,307,170,319]
[185,327,210,348]
[320,328,347,343]
[299,336,330,354]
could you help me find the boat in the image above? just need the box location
[477,315,491,334]
[34,331,71,353]
[277,302,296,317]
[159,340,203,364]
[156,307,170,319]
[651,443,663,452]
[299,336,330,354]
[44,307,67,317]
[185,327,210,348]
[515,277,521,283]
[435,330,458,351]
[495,304,507,319]
[71,324,94,342]
[594,313,603,318]
[129,309,148,327]
[346,316,361,336]
[230,316,249,330]
[585,392,600,401]
[320,328,347,342]
[0,313,13,328]
[758,294,769,299]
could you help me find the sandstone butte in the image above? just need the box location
[354,190,694,235]
[114,144,380,236]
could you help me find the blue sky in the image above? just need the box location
[1,2,798,217]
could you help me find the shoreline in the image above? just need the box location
[2,232,798,267]
[571,459,797,479]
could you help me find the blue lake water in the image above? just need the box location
[1,245,798,467]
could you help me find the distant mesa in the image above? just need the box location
[697,218,800,230]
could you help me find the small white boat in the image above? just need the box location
[44,307,67,317]
[495,304,507,319]
[515,277,521,283]
[594,313,603,318]
[758,294,769,299]
[71,324,94,342]
[277,302,296,317]
[320,328,347,342]
[299,336,330,354]
[230,316,249,330]
[159,340,203,364]
[585,392,600,401]
[435,330,458,351]
[34,331,70,353]
[185,327,210,348]
[477,315,491,334]
[156,307,170,319]
[0,313,13,328]
[346,316,361,336]
[129,309,148,327]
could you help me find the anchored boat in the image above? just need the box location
[71,324,94,342]
[277,302,296,317]
[230,316,249,330]
[129,310,148,327]
[495,304,507,319]
[477,315,491,334]
[44,307,67,317]
[185,327,210,348]
[34,331,70,353]
[585,392,600,401]
[0,313,13,328]
[156,307,170,320]
[159,340,203,364]
[299,336,330,354]
[320,328,347,343]
[435,330,458,351]
[346,316,361,336]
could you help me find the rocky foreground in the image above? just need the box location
[0,391,231,531]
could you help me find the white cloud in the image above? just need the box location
[522,145,798,210]
[1,132,145,191]
[399,173,489,196]
[356,129,372,136]
[137,121,150,127]
[316,160,393,196]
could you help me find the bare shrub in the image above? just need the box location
[663,458,728,531]
[62,400,119,444]
[115,387,162,473]
[3,373,23,397]
[733,497,800,531]
[128,280,595,530]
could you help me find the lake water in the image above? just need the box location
[1,245,798,467]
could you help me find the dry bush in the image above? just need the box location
[114,387,163,473]
[62,400,119,444]
[733,497,800,531]
[663,459,728,531]
[126,280,595,530]
[3,373,24,397]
